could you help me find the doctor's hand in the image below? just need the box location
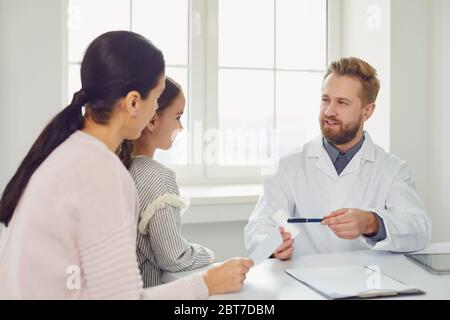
[272,227,294,260]
[321,208,379,240]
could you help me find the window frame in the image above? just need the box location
[62,0,342,186]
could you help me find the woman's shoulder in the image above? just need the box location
[48,131,132,186]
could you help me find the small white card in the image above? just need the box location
[271,209,301,239]
[249,227,283,266]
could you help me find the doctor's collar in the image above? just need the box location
[323,135,365,162]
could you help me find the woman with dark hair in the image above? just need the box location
[119,78,214,288]
[0,31,251,299]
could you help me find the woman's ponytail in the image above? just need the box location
[0,89,88,226]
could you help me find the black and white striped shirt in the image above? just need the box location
[129,156,214,287]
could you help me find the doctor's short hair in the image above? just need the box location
[324,57,380,106]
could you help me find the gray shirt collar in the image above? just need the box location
[323,135,365,163]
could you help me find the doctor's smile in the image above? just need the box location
[322,119,341,127]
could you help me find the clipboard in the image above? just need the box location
[285,265,425,299]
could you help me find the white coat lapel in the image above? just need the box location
[339,132,376,178]
[306,136,339,182]
[339,154,361,177]
[306,133,376,181]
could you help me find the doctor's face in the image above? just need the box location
[319,73,367,146]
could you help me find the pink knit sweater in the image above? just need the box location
[0,131,208,300]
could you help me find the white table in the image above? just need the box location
[164,242,450,300]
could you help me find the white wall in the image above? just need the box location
[341,0,391,151]
[0,0,65,192]
[390,0,450,242]
[390,0,432,233]
[183,221,249,261]
[429,0,450,242]
[180,201,255,261]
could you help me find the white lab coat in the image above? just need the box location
[244,132,432,255]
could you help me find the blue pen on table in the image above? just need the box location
[287,218,323,223]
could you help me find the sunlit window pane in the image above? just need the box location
[276,0,327,70]
[132,0,188,66]
[68,0,130,63]
[219,0,274,68]
[154,67,189,165]
[218,69,274,165]
[276,71,323,155]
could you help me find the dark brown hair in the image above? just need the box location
[0,31,165,226]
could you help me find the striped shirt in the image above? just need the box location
[129,156,214,287]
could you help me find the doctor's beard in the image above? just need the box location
[320,114,363,146]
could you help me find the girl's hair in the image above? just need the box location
[0,31,164,227]
[118,77,182,169]
[156,76,182,113]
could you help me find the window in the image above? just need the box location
[66,0,330,184]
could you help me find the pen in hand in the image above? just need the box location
[287,218,323,223]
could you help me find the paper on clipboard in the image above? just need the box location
[285,265,424,299]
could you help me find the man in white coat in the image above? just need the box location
[244,57,431,260]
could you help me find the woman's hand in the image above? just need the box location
[203,258,254,295]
